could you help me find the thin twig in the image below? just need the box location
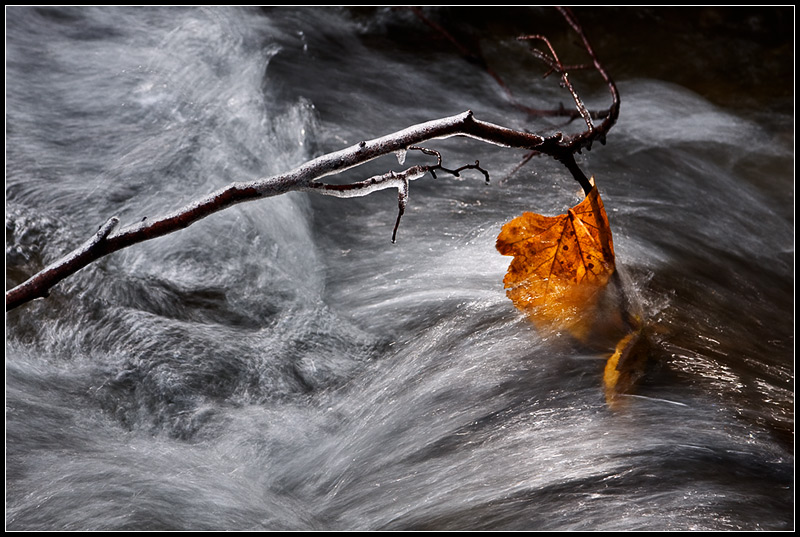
[406,6,606,123]
[555,6,621,147]
[519,34,594,135]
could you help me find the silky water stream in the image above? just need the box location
[6,7,793,530]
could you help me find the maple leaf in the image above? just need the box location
[496,184,616,339]
[496,183,655,407]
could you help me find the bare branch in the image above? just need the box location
[555,6,621,148]
[519,34,594,137]
[6,216,120,310]
[6,8,620,311]
[304,166,421,243]
[304,146,489,243]
[406,6,607,123]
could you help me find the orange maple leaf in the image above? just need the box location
[496,184,616,339]
[497,183,654,407]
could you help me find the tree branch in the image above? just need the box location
[555,6,621,149]
[6,8,619,311]
[304,145,488,242]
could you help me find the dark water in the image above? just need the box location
[6,7,793,531]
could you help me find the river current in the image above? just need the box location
[6,7,793,530]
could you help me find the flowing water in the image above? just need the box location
[5,7,794,531]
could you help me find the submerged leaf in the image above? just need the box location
[496,185,615,338]
[604,327,651,408]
